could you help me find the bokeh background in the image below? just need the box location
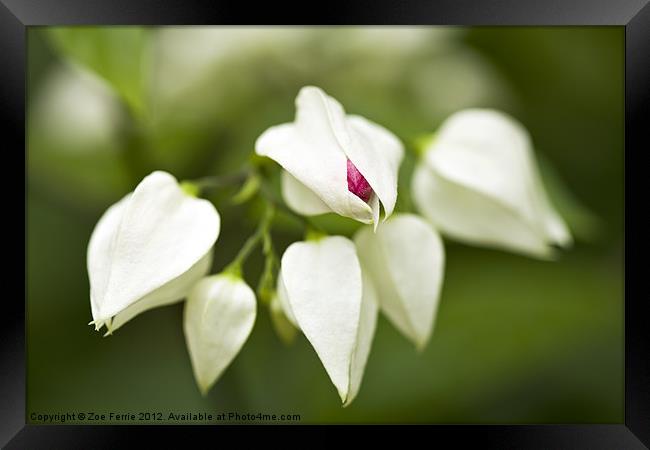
[26,26,623,423]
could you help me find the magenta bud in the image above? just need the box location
[347,159,373,203]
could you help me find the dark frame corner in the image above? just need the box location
[6,0,649,447]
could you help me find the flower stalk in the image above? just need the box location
[223,203,275,278]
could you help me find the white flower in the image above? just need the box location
[183,274,257,395]
[279,236,378,405]
[255,86,404,227]
[87,171,220,334]
[278,219,444,403]
[412,109,572,259]
[354,214,445,349]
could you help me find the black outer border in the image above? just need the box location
[5,0,649,446]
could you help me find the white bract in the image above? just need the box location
[277,221,445,403]
[183,274,257,395]
[255,86,404,228]
[355,214,445,349]
[87,171,220,334]
[412,109,572,259]
[279,236,378,405]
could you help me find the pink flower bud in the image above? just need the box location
[347,159,373,202]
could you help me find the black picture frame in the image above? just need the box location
[6,0,648,446]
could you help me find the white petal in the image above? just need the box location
[280,236,363,402]
[346,115,404,219]
[277,267,376,384]
[420,109,571,255]
[281,170,332,216]
[183,274,256,395]
[369,194,380,232]
[88,171,220,324]
[255,88,372,223]
[412,164,553,258]
[108,251,213,333]
[355,214,445,349]
[294,86,350,149]
[87,193,131,323]
[344,267,378,406]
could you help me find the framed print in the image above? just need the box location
[4,0,649,447]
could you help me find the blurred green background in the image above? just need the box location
[26,26,623,423]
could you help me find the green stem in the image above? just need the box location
[256,224,279,305]
[188,169,252,194]
[186,164,325,234]
[257,180,326,233]
[224,203,274,277]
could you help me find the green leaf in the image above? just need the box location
[47,27,150,117]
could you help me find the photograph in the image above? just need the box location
[25,25,624,425]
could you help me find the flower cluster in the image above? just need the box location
[87,86,571,403]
